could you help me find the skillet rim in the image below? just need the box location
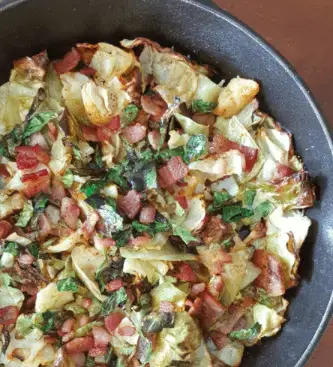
[0,0,332,365]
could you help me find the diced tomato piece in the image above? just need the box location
[159,301,175,313]
[105,312,125,334]
[33,144,50,164]
[118,325,136,337]
[92,326,110,348]
[117,190,142,219]
[22,170,50,198]
[190,283,206,298]
[139,205,156,224]
[53,47,81,74]
[89,346,108,357]
[209,331,230,350]
[0,220,12,239]
[210,134,258,172]
[122,123,147,144]
[200,291,226,329]
[176,263,198,283]
[0,164,10,177]
[0,306,19,325]
[188,297,203,316]
[16,146,38,170]
[175,195,188,209]
[141,92,168,122]
[51,179,67,203]
[252,249,286,296]
[82,126,99,142]
[79,66,96,76]
[65,336,94,354]
[61,197,80,230]
[158,156,189,188]
[105,279,124,292]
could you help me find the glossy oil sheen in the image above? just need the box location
[0,0,332,366]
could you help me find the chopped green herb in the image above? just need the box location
[184,134,208,163]
[132,220,171,236]
[16,201,33,227]
[56,277,78,292]
[229,322,261,341]
[85,356,96,367]
[192,99,217,113]
[122,104,139,125]
[28,242,40,258]
[244,189,257,206]
[40,311,56,332]
[7,126,23,156]
[72,144,82,161]
[3,242,19,256]
[105,197,117,210]
[112,228,132,248]
[155,146,185,162]
[0,143,8,158]
[61,169,74,188]
[172,226,198,244]
[106,165,128,189]
[221,204,254,222]
[33,193,49,213]
[208,191,232,213]
[81,179,106,198]
[94,144,103,168]
[255,201,274,218]
[101,287,128,316]
[23,111,57,139]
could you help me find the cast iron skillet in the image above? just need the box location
[0,0,332,366]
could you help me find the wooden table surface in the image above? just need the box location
[212,1,333,366]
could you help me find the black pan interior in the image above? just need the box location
[0,0,332,366]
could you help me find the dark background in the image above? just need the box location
[211,1,333,366]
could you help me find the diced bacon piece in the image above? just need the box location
[233,317,247,331]
[33,144,50,164]
[105,312,125,334]
[209,331,230,350]
[148,130,161,150]
[78,315,89,327]
[82,126,99,142]
[0,220,12,239]
[201,216,232,245]
[210,134,258,172]
[139,205,156,224]
[79,66,96,76]
[22,171,50,198]
[82,298,92,309]
[17,253,34,265]
[21,169,49,182]
[188,297,203,316]
[274,163,295,180]
[16,146,38,170]
[240,297,255,309]
[53,47,81,74]
[51,179,67,203]
[105,279,124,292]
[200,291,226,329]
[141,92,168,122]
[88,347,108,357]
[38,214,52,237]
[175,195,188,210]
[198,247,232,275]
[122,123,147,144]
[159,301,175,313]
[92,326,110,348]
[176,263,198,282]
[130,234,152,247]
[45,205,61,225]
[97,125,113,141]
[252,249,286,296]
[94,236,116,249]
[118,190,142,219]
[190,283,206,298]
[62,331,75,343]
[213,304,246,334]
[28,132,48,150]
[49,226,72,238]
[0,164,10,177]
[118,325,136,337]
[61,197,80,230]
[44,335,58,344]
[65,336,94,354]
[0,306,19,325]
[209,275,224,297]
[192,113,216,126]
[61,319,75,333]
[80,211,99,240]
[158,156,189,188]
[100,116,121,134]
[48,122,58,142]
[70,352,86,366]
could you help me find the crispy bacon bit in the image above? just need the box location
[0,164,10,177]
[122,123,147,144]
[33,144,50,164]
[105,279,124,292]
[16,146,38,170]
[51,179,67,203]
[61,197,80,230]
[210,134,258,172]
[192,113,216,126]
[244,221,267,245]
[199,247,232,275]
[97,126,112,142]
[188,297,203,316]
[82,298,92,309]
[79,66,96,76]
[94,236,116,249]
[209,275,224,297]
[12,262,44,296]
[105,312,125,334]
[92,326,110,348]
[70,352,86,366]
[81,211,99,240]
[148,130,161,150]
[89,347,108,357]
[159,301,175,313]
[65,336,94,354]
[17,253,34,266]
[125,67,143,105]
[38,214,52,238]
[201,216,232,245]
[82,126,99,142]
[0,306,19,325]
[96,116,121,140]
[76,42,98,64]
[53,47,81,74]
[0,220,12,239]
[48,122,58,142]
[107,116,121,132]
[175,263,198,282]
[274,163,295,180]
[22,170,50,198]
[139,205,156,224]
[252,249,286,296]
[200,291,226,329]
[141,92,168,122]
[158,156,189,188]
[118,190,142,219]
[130,234,152,247]
[213,304,246,334]
[209,331,230,350]
[190,283,206,298]
[175,195,188,209]
[118,325,136,337]
[21,169,49,183]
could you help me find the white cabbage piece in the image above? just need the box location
[0,192,24,219]
[60,72,90,124]
[71,245,107,301]
[123,258,169,284]
[175,113,209,136]
[168,130,190,149]
[5,232,32,245]
[1,252,15,268]
[82,77,130,126]
[78,141,94,165]
[35,282,74,312]
[211,175,239,196]
[44,63,64,113]
[211,341,244,367]
[151,282,189,310]
[49,129,72,176]
[88,42,135,85]
[193,74,221,102]
[214,77,259,118]
[0,285,24,308]
[188,150,244,182]
[182,196,206,232]
[252,304,285,338]
[101,183,118,198]
[46,229,82,253]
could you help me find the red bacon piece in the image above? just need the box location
[0,220,12,239]
[158,156,189,188]
[105,312,125,334]
[175,262,198,283]
[53,47,81,74]
[118,190,142,219]
[105,279,124,292]
[141,92,168,122]
[122,123,147,144]
[61,197,80,230]
[0,306,19,325]
[139,205,156,224]
[64,336,94,354]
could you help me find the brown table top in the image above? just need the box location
[213,1,333,366]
